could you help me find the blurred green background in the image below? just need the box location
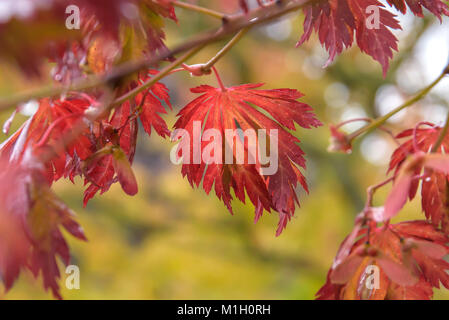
[1,0,449,299]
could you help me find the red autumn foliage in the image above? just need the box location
[389,126,449,232]
[0,156,86,299]
[317,220,449,300]
[299,0,448,75]
[0,0,448,300]
[173,83,321,236]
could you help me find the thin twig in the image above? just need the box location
[0,0,313,112]
[202,28,250,72]
[348,65,449,143]
[212,66,227,91]
[172,0,225,20]
[365,177,394,209]
[113,45,206,106]
[432,110,449,152]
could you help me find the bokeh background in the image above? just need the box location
[1,0,449,299]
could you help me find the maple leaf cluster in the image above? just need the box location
[0,64,179,297]
[318,220,449,299]
[0,0,182,297]
[0,0,448,300]
[173,84,321,236]
[299,0,449,75]
[319,124,449,300]
[0,0,177,78]
[0,0,322,297]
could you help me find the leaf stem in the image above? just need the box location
[202,28,250,72]
[431,110,449,152]
[114,45,205,106]
[365,177,394,209]
[0,0,313,112]
[336,117,399,145]
[348,67,449,143]
[212,67,227,91]
[35,112,84,148]
[171,0,225,20]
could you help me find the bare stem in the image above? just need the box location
[348,67,449,143]
[172,0,225,20]
[365,177,394,209]
[0,0,313,112]
[212,67,227,91]
[202,28,250,71]
[114,45,205,106]
[432,110,449,152]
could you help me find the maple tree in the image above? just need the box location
[0,0,448,300]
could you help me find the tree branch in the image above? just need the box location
[0,0,313,112]
[202,27,250,72]
[432,110,449,152]
[172,0,225,20]
[348,65,449,143]
[113,45,206,106]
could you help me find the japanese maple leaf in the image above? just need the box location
[83,70,172,204]
[83,100,139,204]
[389,126,449,233]
[27,175,87,299]
[173,83,321,236]
[0,163,31,292]
[387,0,449,18]
[317,220,449,300]
[298,0,401,76]
[0,97,94,182]
[0,0,177,77]
[384,152,449,220]
[0,155,86,299]
[135,70,173,139]
[83,1,177,75]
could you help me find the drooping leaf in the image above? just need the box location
[173,83,321,235]
[389,126,449,233]
[298,0,401,76]
[386,0,449,18]
[0,155,86,299]
[135,70,172,139]
[0,0,177,77]
[317,220,449,300]
[112,147,139,196]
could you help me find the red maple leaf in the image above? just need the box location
[0,97,94,183]
[83,70,172,204]
[136,70,173,139]
[173,82,321,235]
[317,220,449,300]
[389,125,449,233]
[298,0,401,76]
[0,0,177,77]
[0,156,86,299]
[387,0,449,18]
[83,100,138,204]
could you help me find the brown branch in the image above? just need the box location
[201,27,250,72]
[0,0,313,112]
[348,64,449,143]
[113,45,206,106]
[172,0,225,19]
[432,110,449,152]
[37,47,204,163]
